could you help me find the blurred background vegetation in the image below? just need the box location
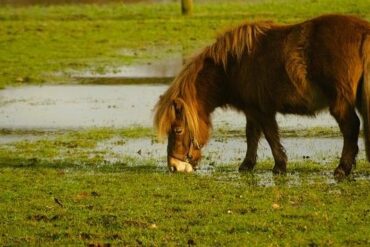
[0,0,369,88]
[3,0,181,5]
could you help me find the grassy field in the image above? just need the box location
[1,166,369,246]
[0,127,370,245]
[0,0,370,87]
[1,0,370,245]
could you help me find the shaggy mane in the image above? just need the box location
[153,21,273,141]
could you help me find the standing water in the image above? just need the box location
[0,84,337,130]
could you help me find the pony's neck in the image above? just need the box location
[195,58,228,116]
[192,58,228,144]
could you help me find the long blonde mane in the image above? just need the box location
[153,21,273,141]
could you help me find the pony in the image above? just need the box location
[154,14,370,178]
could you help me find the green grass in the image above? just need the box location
[1,162,369,245]
[1,0,370,87]
[0,127,155,168]
[1,1,370,245]
[215,126,343,138]
[0,127,370,245]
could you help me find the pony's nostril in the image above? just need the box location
[170,166,177,172]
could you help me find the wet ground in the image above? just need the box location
[98,136,351,163]
[0,84,347,164]
[74,56,183,85]
[97,135,366,166]
[96,136,370,186]
[0,85,164,129]
[0,84,369,184]
[0,84,337,130]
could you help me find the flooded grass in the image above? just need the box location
[1,127,370,245]
[0,127,369,177]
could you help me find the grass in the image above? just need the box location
[1,0,370,245]
[0,127,370,245]
[215,126,344,138]
[0,127,154,169]
[1,0,370,87]
[1,161,370,245]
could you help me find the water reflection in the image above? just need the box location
[74,56,183,84]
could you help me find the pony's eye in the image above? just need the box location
[174,127,183,134]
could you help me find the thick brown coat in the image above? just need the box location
[154,14,370,177]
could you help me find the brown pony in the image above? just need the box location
[154,14,370,178]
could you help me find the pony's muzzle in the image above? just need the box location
[168,157,194,173]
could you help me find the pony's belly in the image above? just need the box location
[279,103,327,115]
[279,86,328,115]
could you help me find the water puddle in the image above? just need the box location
[73,56,183,84]
[96,136,370,187]
[0,84,337,130]
[0,85,163,129]
[0,134,45,144]
[97,136,366,165]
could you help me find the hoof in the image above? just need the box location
[238,163,254,173]
[239,160,256,172]
[272,165,286,175]
[334,166,350,181]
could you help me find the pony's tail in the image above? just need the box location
[361,35,370,161]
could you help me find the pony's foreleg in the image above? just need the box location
[239,118,261,172]
[260,115,287,174]
[330,103,360,179]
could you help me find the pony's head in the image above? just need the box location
[154,95,207,172]
[154,58,210,172]
[166,98,203,172]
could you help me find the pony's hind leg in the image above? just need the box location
[239,117,262,172]
[330,102,360,179]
